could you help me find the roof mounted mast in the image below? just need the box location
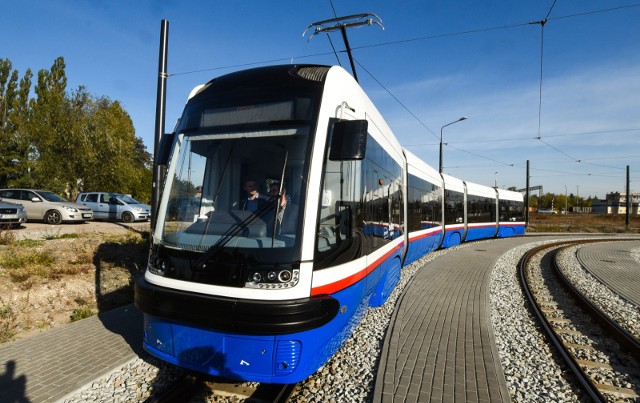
[303,13,383,83]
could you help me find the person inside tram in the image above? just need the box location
[267,181,298,234]
[240,178,268,212]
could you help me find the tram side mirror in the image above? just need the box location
[155,132,175,166]
[329,119,368,161]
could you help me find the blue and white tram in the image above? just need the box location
[135,64,524,384]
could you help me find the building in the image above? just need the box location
[591,192,640,214]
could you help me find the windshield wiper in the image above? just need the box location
[192,198,278,270]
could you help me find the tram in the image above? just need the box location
[134,64,525,384]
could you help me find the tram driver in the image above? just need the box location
[239,178,268,212]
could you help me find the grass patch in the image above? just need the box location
[1,249,56,275]
[102,231,148,245]
[15,239,44,248]
[69,307,95,323]
[0,234,98,286]
[43,232,80,240]
[0,301,17,343]
[0,229,16,246]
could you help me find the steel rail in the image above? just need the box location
[518,240,605,403]
[551,243,640,364]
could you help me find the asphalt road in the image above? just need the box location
[7,220,151,240]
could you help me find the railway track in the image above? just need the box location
[519,240,640,402]
[145,373,297,403]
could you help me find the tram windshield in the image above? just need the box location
[148,67,327,287]
[157,127,310,253]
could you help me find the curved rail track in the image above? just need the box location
[519,239,640,402]
[145,373,297,403]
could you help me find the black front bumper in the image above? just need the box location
[134,276,340,335]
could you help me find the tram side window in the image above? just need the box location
[407,180,422,232]
[444,190,464,225]
[512,200,525,221]
[500,199,525,222]
[361,139,403,253]
[407,174,442,231]
[467,195,496,223]
[315,153,363,265]
[315,157,366,269]
[315,128,403,269]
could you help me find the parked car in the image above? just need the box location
[0,199,28,228]
[0,189,94,225]
[75,192,150,222]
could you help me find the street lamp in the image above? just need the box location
[439,116,468,173]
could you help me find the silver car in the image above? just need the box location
[0,189,94,225]
[76,192,150,222]
[0,199,28,228]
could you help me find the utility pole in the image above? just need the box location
[152,20,169,231]
[626,165,630,229]
[439,116,467,173]
[525,160,530,226]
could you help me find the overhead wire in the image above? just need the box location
[168,1,640,181]
[168,3,640,76]
[531,0,556,153]
[353,58,439,140]
[333,0,638,177]
[326,0,343,66]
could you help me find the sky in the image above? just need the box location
[2,1,639,200]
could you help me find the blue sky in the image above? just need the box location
[2,1,639,199]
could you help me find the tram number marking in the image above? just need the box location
[240,360,250,366]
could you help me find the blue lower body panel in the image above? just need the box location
[465,225,497,241]
[497,223,526,237]
[405,231,442,266]
[142,278,372,383]
[442,229,463,248]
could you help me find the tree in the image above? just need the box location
[0,59,32,187]
[0,56,152,201]
[27,57,70,193]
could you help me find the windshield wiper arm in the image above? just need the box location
[193,198,278,270]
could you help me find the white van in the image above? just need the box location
[76,192,150,222]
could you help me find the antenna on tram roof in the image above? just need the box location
[303,13,384,83]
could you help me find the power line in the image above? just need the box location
[405,128,640,146]
[549,3,640,21]
[444,144,517,168]
[166,3,639,186]
[348,3,640,52]
[167,4,640,77]
[354,58,439,140]
[530,0,557,153]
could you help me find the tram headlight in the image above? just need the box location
[278,270,292,282]
[148,251,171,277]
[245,267,300,288]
